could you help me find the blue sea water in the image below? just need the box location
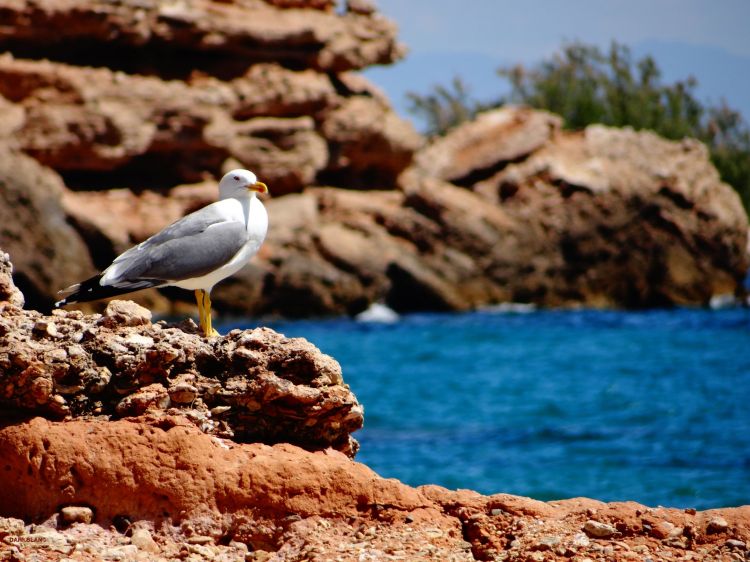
[224,307,750,510]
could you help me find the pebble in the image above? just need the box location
[533,535,561,551]
[663,536,688,548]
[423,527,443,538]
[33,320,59,338]
[0,517,25,536]
[707,516,729,533]
[186,535,214,544]
[123,334,154,347]
[169,383,198,404]
[131,528,160,553]
[571,532,590,548]
[583,519,618,538]
[60,506,93,525]
[726,539,747,550]
[229,540,249,552]
[46,348,68,362]
[103,544,138,560]
[187,543,216,559]
[102,300,152,326]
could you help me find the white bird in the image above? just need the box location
[56,169,269,337]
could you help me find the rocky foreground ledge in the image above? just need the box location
[1,254,749,561]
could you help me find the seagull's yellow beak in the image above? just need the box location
[249,181,268,194]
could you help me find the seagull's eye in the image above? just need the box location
[233,175,240,181]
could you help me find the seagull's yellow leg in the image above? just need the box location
[200,289,220,338]
[195,289,206,333]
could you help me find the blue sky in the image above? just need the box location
[364,0,750,130]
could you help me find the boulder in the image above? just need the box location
[474,125,749,306]
[0,149,95,310]
[0,293,363,456]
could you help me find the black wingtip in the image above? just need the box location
[56,274,165,305]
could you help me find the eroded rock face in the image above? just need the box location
[0,0,405,74]
[228,130,748,315]
[0,0,417,232]
[0,296,363,456]
[0,416,748,560]
[474,125,749,307]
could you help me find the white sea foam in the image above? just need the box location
[483,302,537,314]
[709,293,737,310]
[355,303,399,323]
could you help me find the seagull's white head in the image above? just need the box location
[218,169,269,200]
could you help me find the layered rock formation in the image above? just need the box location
[0,0,421,312]
[1,263,749,561]
[0,0,746,317]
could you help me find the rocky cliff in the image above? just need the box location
[0,0,746,317]
[1,255,749,561]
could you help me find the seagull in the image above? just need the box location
[56,169,269,337]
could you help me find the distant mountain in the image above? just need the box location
[364,41,750,133]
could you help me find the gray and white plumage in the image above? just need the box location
[56,169,268,311]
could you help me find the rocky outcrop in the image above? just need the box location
[2,244,749,562]
[0,0,421,312]
[473,123,749,307]
[0,0,405,74]
[1,416,749,560]
[0,55,417,193]
[53,118,750,317]
[251,113,748,314]
[0,0,746,316]
[0,280,363,456]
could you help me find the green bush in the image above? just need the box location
[406,76,496,139]
[406,41,750,213]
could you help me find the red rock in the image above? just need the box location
[1,416,748,560]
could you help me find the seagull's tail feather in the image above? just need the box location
[55,274,164,307]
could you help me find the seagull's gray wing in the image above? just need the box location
[104,206,249,288]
